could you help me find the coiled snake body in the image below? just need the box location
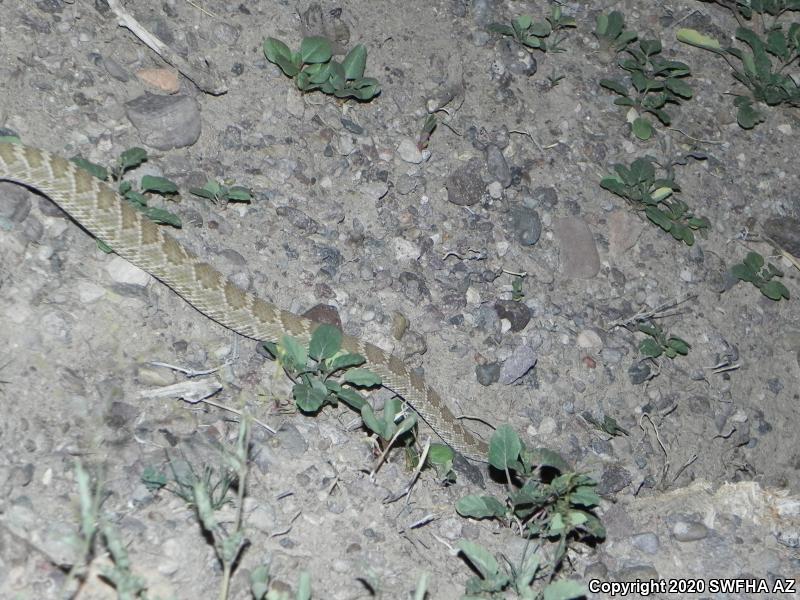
[0,142,488,461]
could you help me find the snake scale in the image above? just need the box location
[0,142,488,461]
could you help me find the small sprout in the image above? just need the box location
[417,114,438,151]
[488,5,575,53]
[637,320,691,359]
[594,10,639,54]
[190,178,252,206]
[264,36,381,101]
[512,275,525,301]
[600,156,710,245]
[729,251,790,300]
[600,38,693,139]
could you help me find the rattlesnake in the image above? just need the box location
[0,142,489,461]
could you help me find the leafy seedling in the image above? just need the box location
[457,540,586,600]
[637,320,690,359]
[190,178,252,205]
[456,426,605,580]
[600,38,693,139]
[512,274,525,302]
[71,147,182,248]
[678,23,800,128]
[264,36,381,101]
[417,114,438,151]
[729,251,790,300]
[600,156,710,245]
[594,10,639,55]
[488,5,576,53]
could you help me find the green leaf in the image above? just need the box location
[326,351,365,372]
[342,368,381,387]
[70,156,108,180]
[299,36,332,64]
[761,279,790,300]
[263,37,293,63]
[140,175,178,195]
[293,381,328,412]
[457,541,500,579]
[736,100,765,128]
[645,205,672,230]
[335,386,366,410]
[639,338,663,358]
[427,443,455,466]
[513,15,533,34]
[277,335,308,371]
[273,52,302,77]
[118,147,148,172]
[667,337,690,355]
[225,186,252,202]
[523,447,570,472]
[141,206,181,227]
[599,78,629,96]
[731,263,757,283]
[360,403,385,437]
[766,29,789,59]
[543,579,587,600]
[666,77,693,98]
[309,324,342,361]
[342,44,367,80]
[632,117,654,140]
[677,28,722,51]
[488,425,522,470]
[529,21,552,37]
[487,23,515,36]
[297,572,312,600]
[651,186,673,202]
[456,494,507,519]
[599,176,627,196]
[569,485,601,507]
[744,251,765,271]
[640,38,662,56]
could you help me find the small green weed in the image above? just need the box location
[457,540,586,599]
[600,39,693,139]
[190,178,252,206]
[594,10,639,55]
[488,5,576,53]
[71,147,182,254]
[600,155,710,245]
[65,462,150,600]
[637,320,690,359]
[729,250,791,300]
[263,36,381,101]
[678,13,800,128]
[417,114,438,151]
[456,426,604,597]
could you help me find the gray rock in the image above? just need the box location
[475,362,501,386]
[672,519,709,541]
[494,299,531,332]
[446,158,485,206]
[101,56,130,82]
[553,216,600,278]
[485,144,511,188]
[509,205,541,246]
[125,93,202,150]
[0,182,32,222]
[631,531,660,554]
[628,361,651,385]
[764,216,800,257]
[597,464,632,495]
[615,565,659,582]
[498,344,537,384]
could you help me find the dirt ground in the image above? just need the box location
[0,0,798,599]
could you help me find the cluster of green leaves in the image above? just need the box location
[600,156,710,245]
[730,251,791,300]
[594,10,638,54]
[488,6,576,53]
[637,320,690,359]
[678,21,800,128]
[600,39,693,140]
[263,36,381,101]
[142,457,236,511]
[190,178,252,205]
[262,324,381,413]
[457,540,585,600]
[455,426,604,597]
[72,147,182,231]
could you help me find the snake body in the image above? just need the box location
[0,142,488,461]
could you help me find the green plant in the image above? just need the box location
[65,462,149,600]
[71,147,182,241]
[190,178,252,205]
[417,114,438,151]
[729,251,791,300]
[637,320,690,359]
[457,540,586,599]
[512,275,525,302]
[263,36,381,101]
[678,21,800,128]
[488,5,576,53]
[600,156,710,245]
[600,39,693,139]
[142,457,237,511]
[456,426,604,595]
[594,10,639,54]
